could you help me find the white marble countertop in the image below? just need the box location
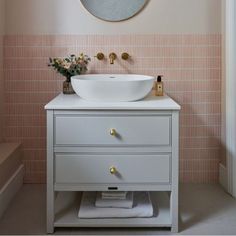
[45,92,181,110]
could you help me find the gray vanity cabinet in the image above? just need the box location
[45,94,180,233]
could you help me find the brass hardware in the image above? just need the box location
[109,52,117,64]
[110,128,117,136]
[121,52,130,60]
[110,166,117,174]
[95,52,105,60]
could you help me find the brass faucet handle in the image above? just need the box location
[121,52,130,60]
[95,52,105,60]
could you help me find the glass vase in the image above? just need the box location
[63,77,75,94]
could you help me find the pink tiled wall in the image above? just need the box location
[3,34,221,183]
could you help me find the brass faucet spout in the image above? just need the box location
[109,53,117,64]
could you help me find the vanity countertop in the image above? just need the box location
[45,93,180,110]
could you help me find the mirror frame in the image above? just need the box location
[80,0,149,22]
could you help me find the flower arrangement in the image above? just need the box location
[48,54,90,94]
[48,54,91,80]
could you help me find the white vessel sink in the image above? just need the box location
[71,74,155,102]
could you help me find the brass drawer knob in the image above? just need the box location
[110,166,117,174]
[110,128,117,136]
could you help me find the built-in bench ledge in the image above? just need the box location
[0,143,24,218]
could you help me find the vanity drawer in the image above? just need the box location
[54,115,171,146]
[55,154,171,184]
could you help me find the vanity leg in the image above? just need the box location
[47,190,55,234]
[47,110,55,234]
[170,191,178,233]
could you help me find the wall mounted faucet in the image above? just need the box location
[95,52,130,64]
[109,52,117,64]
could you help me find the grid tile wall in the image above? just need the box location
[3,34,221,183]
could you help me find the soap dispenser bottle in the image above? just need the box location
[155,75,164,96]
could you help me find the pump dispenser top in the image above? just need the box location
[157,75,162,82]
[155,75,164,96]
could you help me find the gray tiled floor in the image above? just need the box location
[0,184,236,235]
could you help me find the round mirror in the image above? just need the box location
[80,0,149,22]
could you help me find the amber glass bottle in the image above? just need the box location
[155,75,164,96]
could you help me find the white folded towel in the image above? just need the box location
[101,191,127,200]
[78,191,153,219]
[95,191,133,209]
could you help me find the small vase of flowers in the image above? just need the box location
[48,54,90,94]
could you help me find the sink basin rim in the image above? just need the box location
[73,74,155,82]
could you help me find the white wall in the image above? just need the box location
[5,0,221,35]
[224,0,236,197]
[0,0,5,142]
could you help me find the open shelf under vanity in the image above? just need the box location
[54,191,171,228]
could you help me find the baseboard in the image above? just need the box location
[0,164,24,218]
[219,163,228,191]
